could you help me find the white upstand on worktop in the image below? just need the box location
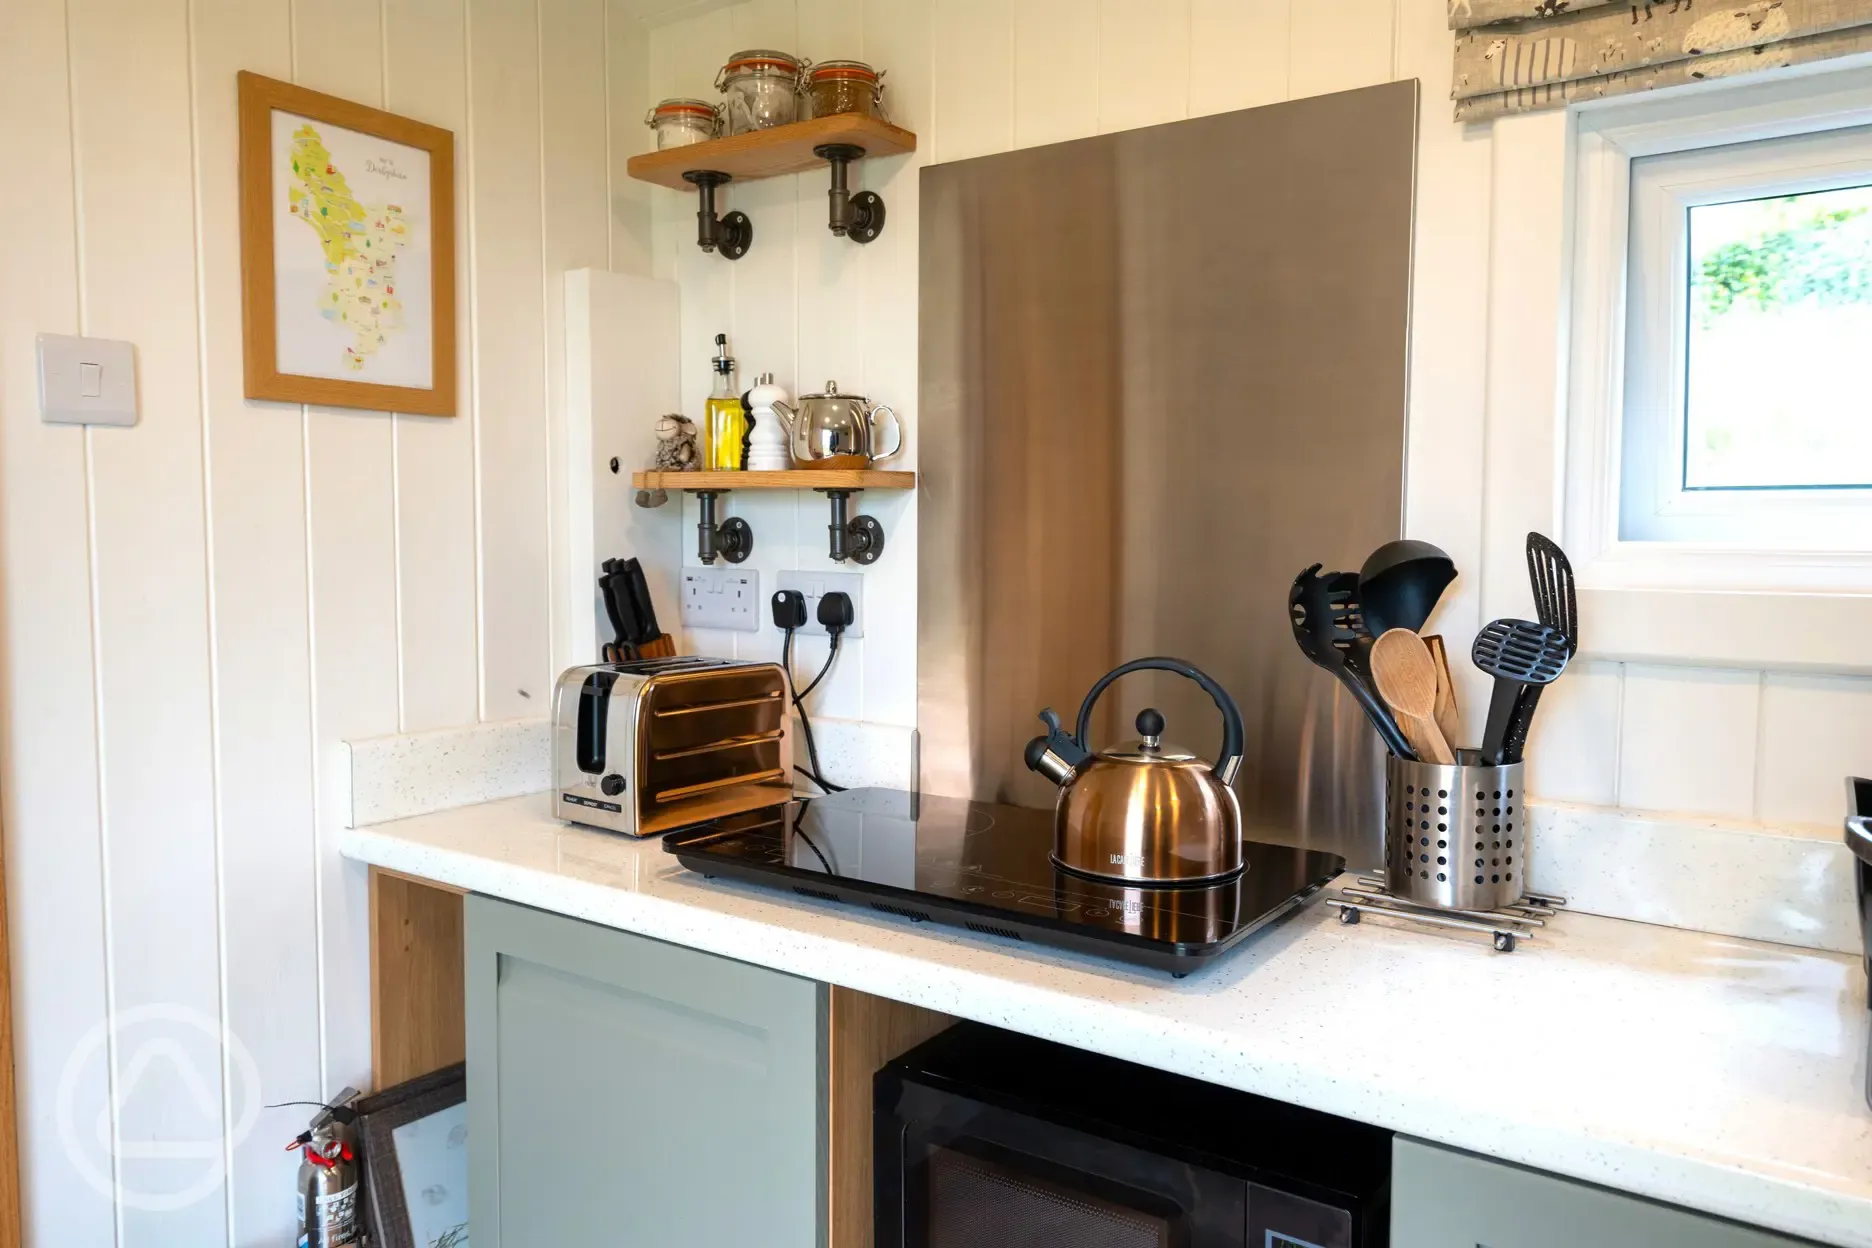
[342,792,1872,1247]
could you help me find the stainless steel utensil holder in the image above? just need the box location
[1386,753,1526,912]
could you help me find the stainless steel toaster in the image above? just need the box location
[551,656,793,836]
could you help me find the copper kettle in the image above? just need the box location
[1023,657,1246,886]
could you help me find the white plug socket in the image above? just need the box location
[680,567,761,632]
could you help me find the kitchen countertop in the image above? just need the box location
[342,792,1872,1247]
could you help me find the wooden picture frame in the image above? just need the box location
[237,71,456,415]
[355,1061,468,1248]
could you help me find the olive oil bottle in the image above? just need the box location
[704,333,747,471]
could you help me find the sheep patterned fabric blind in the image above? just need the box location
[1451,1,1872,121]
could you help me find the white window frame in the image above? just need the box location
[1544,63,1872,673]
[1564,64,1872,654]
[1621,127,1872,548]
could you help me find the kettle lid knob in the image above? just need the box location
[1136,708,1165,749]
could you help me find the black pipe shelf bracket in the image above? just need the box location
[694,490,753,565]
[682,170,752,259]
[818,488,885,564]
[813,144,885,243]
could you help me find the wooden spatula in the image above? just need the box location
[1423,634,1462,747]
[1370,629,1456,765]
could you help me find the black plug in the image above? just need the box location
[817,590,855,636]
[771,589,807,631]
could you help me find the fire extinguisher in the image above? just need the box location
[288,1089,362,1248]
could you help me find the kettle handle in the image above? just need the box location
[1073,657,1245,786]
[867,404,903,462]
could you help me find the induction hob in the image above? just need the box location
[662,787,1345,973]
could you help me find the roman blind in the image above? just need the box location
[1452,1,1872,121]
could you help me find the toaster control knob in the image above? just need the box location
[600,773,627,797]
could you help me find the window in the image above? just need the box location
[1551,69,1872,666]
[1621,124,1872,549]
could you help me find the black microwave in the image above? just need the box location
[876,1023,1391,1248]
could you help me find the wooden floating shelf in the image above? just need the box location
[633,469,915,491]
[626,115,917,191]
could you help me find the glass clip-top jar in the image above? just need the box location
[716,49,807,134]
[807,60,887,121]
[644,98,722,149]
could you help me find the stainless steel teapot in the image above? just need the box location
[771,381,902,468]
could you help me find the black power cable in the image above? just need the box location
[781,627,844,793]
[771,588,852,794]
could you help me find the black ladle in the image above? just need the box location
[1359,540,1457,636]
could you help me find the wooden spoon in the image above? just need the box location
[1370,629,1456,765]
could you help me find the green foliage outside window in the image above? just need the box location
[1694,192,1872,319]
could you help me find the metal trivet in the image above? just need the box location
[1326,875,1566,952]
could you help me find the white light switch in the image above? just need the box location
[38,333,137,426]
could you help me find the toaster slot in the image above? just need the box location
[652,693,782,719]
[575,670,618,775]
[652,729,786,762]
[655,769,788,804]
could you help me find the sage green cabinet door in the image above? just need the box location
[465,895,826,1248]
[1392,1138,1813,1248]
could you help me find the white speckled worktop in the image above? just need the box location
[342,792,1872,1247]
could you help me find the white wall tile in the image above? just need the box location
[1098,0,1190,134]
[1618,665,1762,819]
[1189,0,1290,116]
[1757,672,1872,828]
[193,2,323,1237]
[932,0,1014,162]
[0,3,118,1239]
[70,4,227,1240]
[1288,0,1395,99]
[1012,0,1099,148]
[1525,660,1623,806]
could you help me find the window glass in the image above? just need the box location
[1685,184,1872,490]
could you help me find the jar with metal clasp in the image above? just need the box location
[806,59,886,120]
[644,98,722,149]
[716,49,807,134]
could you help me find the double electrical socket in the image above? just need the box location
[680,567,761,632]
[775,570,864,638]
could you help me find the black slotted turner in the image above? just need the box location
[1472,619,1570,766]
[1502,533,1579,762]
[1526,532,1577,655]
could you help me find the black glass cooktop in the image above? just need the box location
[662,788,1344,974]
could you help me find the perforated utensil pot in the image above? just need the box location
[1386,755,1526,911]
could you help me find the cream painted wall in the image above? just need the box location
[0,1,647,1243]
[634,0,1872,828]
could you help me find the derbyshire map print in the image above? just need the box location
[285,122,409,372]
[269,108,432,389]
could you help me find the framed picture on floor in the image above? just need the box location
[237,70,456,415]
[354,1061,468,1248]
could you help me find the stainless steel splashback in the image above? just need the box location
[918,81,1419,869]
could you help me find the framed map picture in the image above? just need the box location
[238,71,456,415]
